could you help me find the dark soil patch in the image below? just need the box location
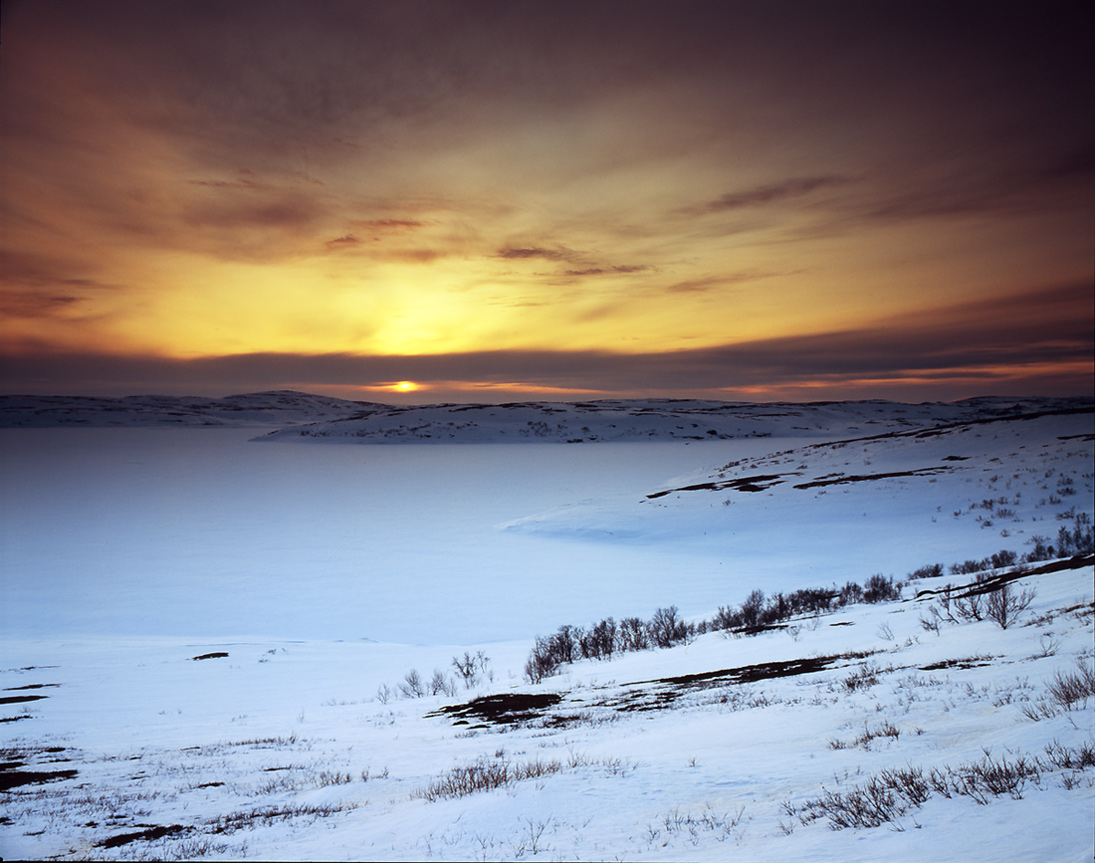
[3,683,60,691]
[0,768,78,791]
[97,824,188,848]
[626,655,843,689]
[793,467,949,489]
[191,652,229,661]
[602,654,849,714]
[427,692,564,726]
[433,650,881,727]
[919,657,995,671]
[646,474,787,499]
[0,694,47,705]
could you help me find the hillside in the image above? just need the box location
[255,396,1092,444]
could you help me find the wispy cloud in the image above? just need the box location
[685,176,850,215]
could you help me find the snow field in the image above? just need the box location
[2,565,1092,860]
[1,400,1092,859]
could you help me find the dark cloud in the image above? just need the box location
[0,290,83,319]
[665,271,778,293]
[496,247,571,261]
[324,234,361,249]
[563,265,649,277]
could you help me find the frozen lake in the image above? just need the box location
[1,429,787,644]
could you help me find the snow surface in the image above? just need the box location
[1,397,1092,860]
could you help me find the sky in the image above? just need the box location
[1,0,1092,403]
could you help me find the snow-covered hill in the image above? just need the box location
[3,392,1089,441]
[255,396,1092,444]
[0,391,377,428]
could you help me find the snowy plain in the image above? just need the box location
[1,396,1092,860]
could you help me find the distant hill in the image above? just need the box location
[2,392,1090,441]
[253,395,1092,444]
[0,390,377,428]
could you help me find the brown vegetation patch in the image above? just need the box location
[428,692,564,726]
[97,824,188,848]
[793,467,950,489]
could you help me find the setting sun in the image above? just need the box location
[392,381,419,394]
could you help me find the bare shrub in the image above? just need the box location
[398,668,425,699]
[740,589,766,628]
[878,766,931,806]
[811,776,910,829]
[801,750,1052,830]
[617,616,649,652]
[656,804,745,841]
[1023,535,1055,562]
[950,752,1041,801]
[452,651,492,688]
[647,606,691,648]
[863,574,901,603]
[952,576,989,621]
[428,668,456,697]
[580,618,617,660]
[1044,740,1095,770]
[908,563,943,580]
[830,721,901,750]
[1057,513,1094,555]
[1019,699,1058,722]
[1046,662,1095,709]
[985,583,1036,629]
[842,663,882,693]
[413,755,562,802]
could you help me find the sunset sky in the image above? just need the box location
[2,0,1092,402]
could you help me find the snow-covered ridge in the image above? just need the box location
[4,392,1089,439]
[0,390,378,428]
[255,395,1093,444]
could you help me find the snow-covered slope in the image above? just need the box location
[503,405,1095,559]
[255,396,1092,444]
[0,391,377,428]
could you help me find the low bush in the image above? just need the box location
[863,574,902,603]
[1057,513,1094,556]
[1046,662,1095,709]
[796,747,1085,831]
[908,563,943,580]
[412,754,566,801]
